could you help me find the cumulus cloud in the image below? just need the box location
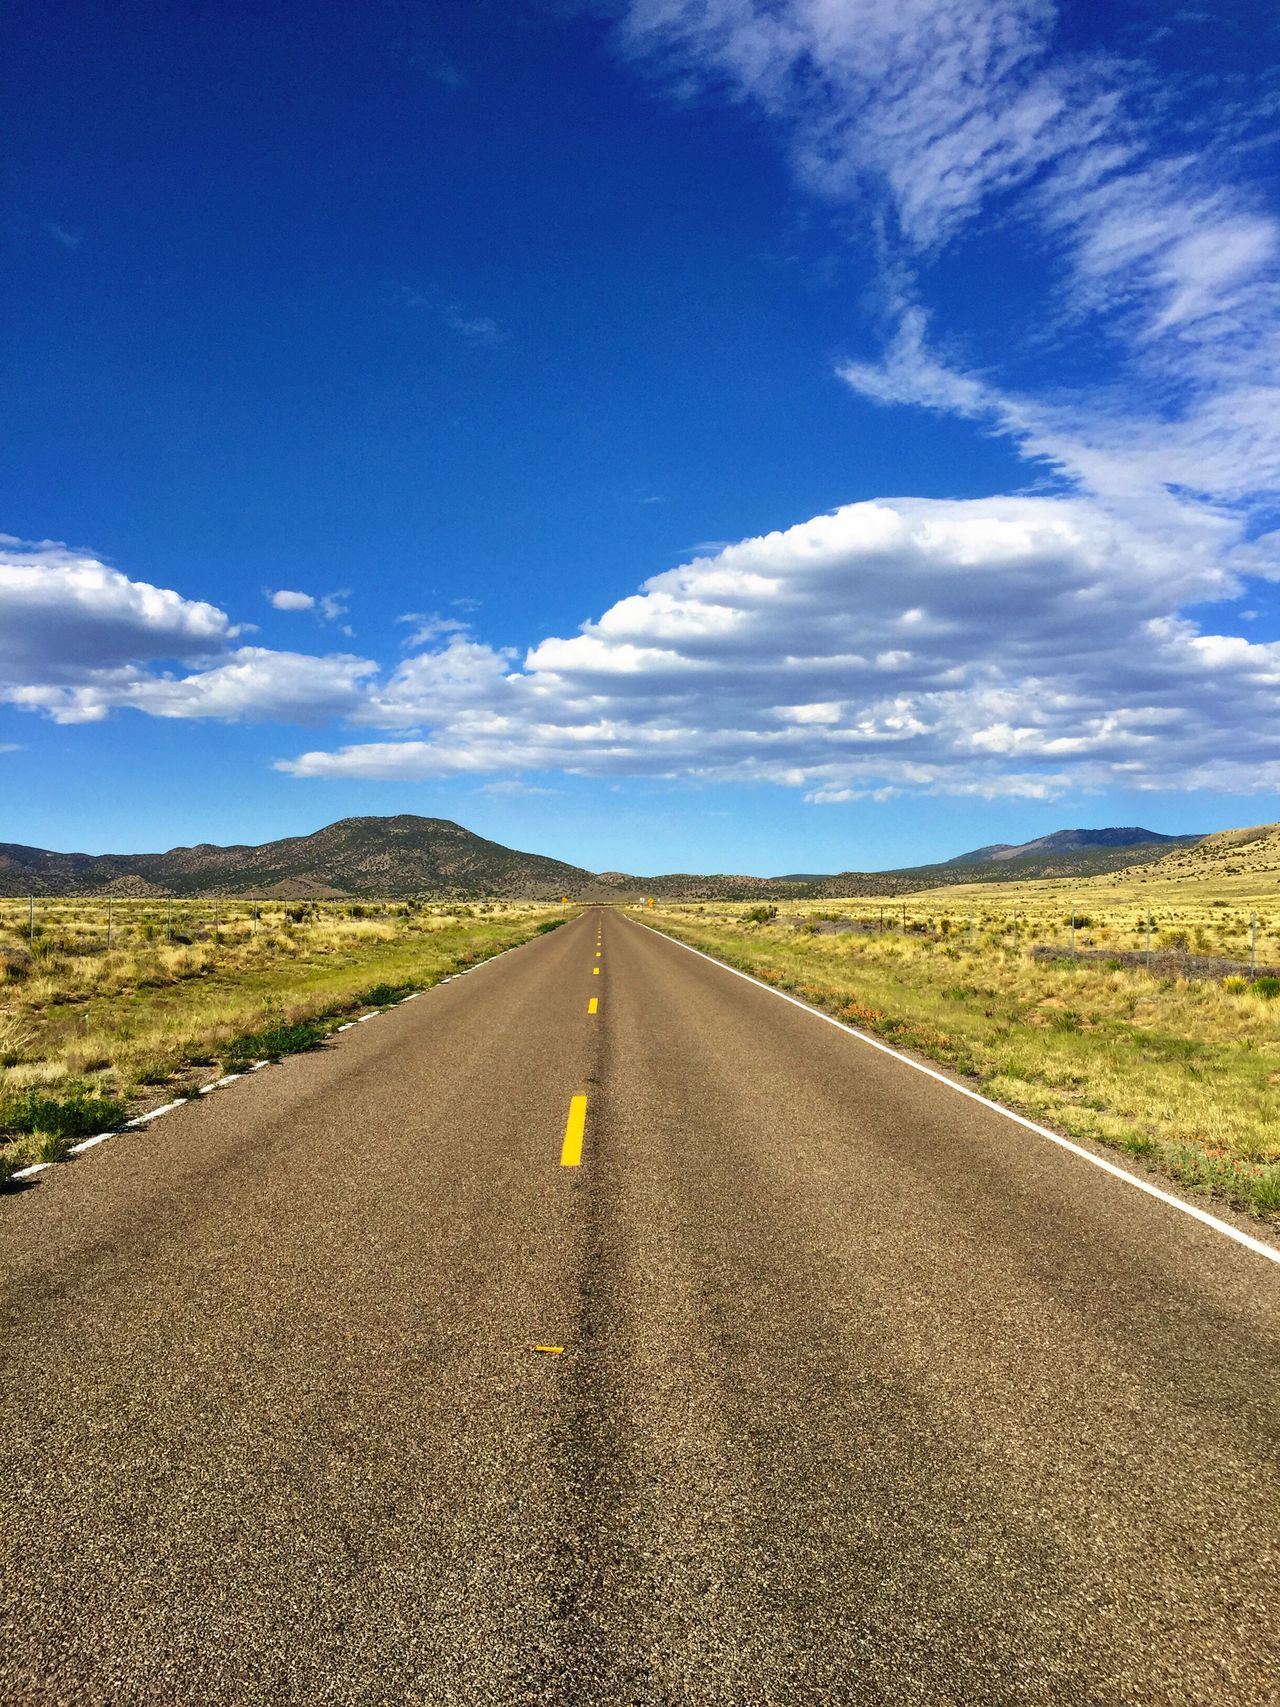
[277,494,1280,799]
[10,649,377,726]
[0,538,233,679]
[7,508,1277,801]
[1,539,374,727]
[270,589,316,611]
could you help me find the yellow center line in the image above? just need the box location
[592,966,600,975]
[588,996,598,1014]
[561,1094,587,1167]
[534,1344,565,1355]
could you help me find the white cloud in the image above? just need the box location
[277,494,1280,798]
[0,538,233,680]
[441,305,504,345]
[616,0,1280,520]
[270,589,316,611]
[10,649,378,727]
[397,611,471,649]
[482,779,562,797]
[11,500,1277,803]
[0,539,374,728]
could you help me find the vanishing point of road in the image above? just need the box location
[2,909,1277,1705]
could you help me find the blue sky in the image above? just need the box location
[5,0,1280,873]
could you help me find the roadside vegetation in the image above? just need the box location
[0,898,570,1181]
[633,888,1280,1223]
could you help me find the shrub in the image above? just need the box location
[357,981,416,1007]
[746,905,778,924]
[0,1090,127,1140]
[1253,976,1280,1000]
[221,1017,326,1068]
[1222,975,1248,994]
[534,919,564,935]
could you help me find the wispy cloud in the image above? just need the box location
[397,611,470,649]
[440,304,504,346]
[615,0,1280,524]
[45,222,81,250]
[482,779,561,797]
[392,286,506,346]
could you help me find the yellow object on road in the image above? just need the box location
[561,1095,587,1167]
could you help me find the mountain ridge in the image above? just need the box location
[0,815,1208,900]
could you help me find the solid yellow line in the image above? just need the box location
[588,997,598,1014]
[561,1095,587,1167]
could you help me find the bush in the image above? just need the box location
[357,981,416,1007]
[221,1017,326,1068]
[0,1090,127,1140]
[746,905,778,924]
[535,919,564,935]
[1253,976,1280,1000]
[1222,975,1248,994]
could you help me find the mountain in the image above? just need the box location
[0,817,591,900]
[0,816,1211,900]
[944,827,1202,866]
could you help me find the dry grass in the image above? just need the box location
[635,891,1280,1222]
[0,898,570,1180]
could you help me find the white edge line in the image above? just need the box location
[124,1097,188,1128]
[5,929,546,1187]
[632,917,1280,1268]
[67,1131,115,1155]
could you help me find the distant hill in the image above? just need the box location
[1102,822,1280,888]
[0,816,591,900]
[0,816,1212,900]
[945,827,1201,866]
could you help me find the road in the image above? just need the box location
[2,908,1277,1705]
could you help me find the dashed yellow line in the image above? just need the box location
[561,1094,587,1167]
[588,996,598,1014]
[592,966,599,975]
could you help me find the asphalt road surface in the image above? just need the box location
[2,908,1277,1705]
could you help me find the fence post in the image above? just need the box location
[1070,912,1076,953]
[28,895,34,942]
[1251,912,1258,979]
[1146,910,1152,971]
[968,906,974,947]
[214,899,220,943]
[167,896,173,942]
[107,896,113,951]
[901,902,906,932]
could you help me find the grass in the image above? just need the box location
[634,897,1280,1224]
[0,898,571,1183]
